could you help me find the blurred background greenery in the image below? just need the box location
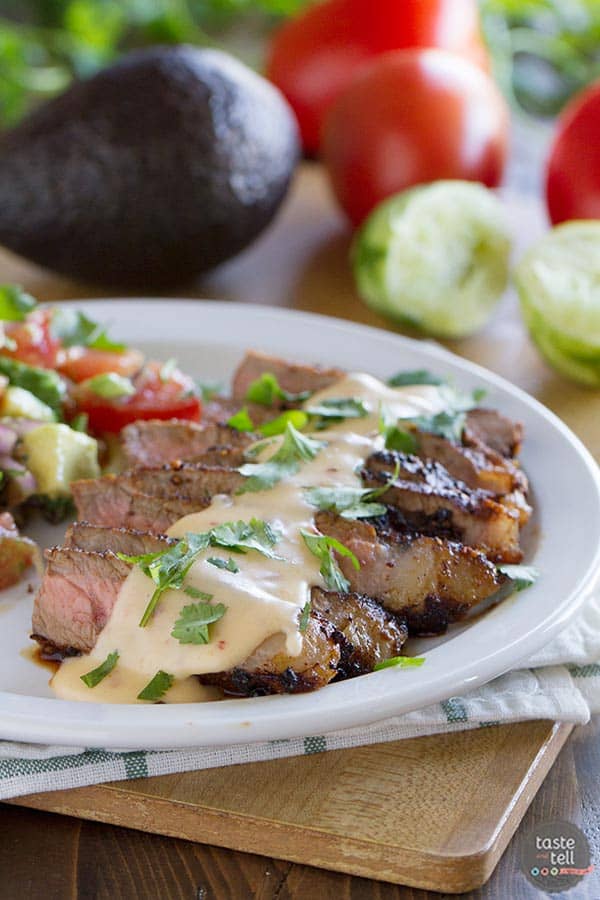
[0,0,599,128]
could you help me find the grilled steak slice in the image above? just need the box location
[464,408,523,459]
[310,587,407,677]
[120,419,255,468]
[72,479,202,533]
[232,350,344,403]
[32,547,130,653]
[315,513,504,634]
[199,612,341,696]
[31,547,343,695]
[362,451,522,563]
[64,522,175,555]
[72,464,245,532]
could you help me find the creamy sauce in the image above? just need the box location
[52,374,445,704]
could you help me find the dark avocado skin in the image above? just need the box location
[0,46,299,288]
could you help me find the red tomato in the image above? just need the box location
[546,81,600,224]
[3,308,61,369]
[266,0,489,154]
[322,49,509,225]
[76,362,201,434]
[58,346,144,383]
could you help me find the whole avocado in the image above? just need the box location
[0,46,299,288]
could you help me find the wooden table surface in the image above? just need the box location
[1,163,599,898]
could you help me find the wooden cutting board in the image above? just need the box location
[11,721,572,893]
[3,163,596,894]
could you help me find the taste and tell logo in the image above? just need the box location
[521,820,594,893]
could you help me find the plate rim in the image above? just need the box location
[1,298,599,750]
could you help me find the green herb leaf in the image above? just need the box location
[298,600,311,633]
[184,585,213,600]
[83,372,135,399]
[301,531,360,593]
[245,372,311,407]
[80,650,119,688]
[387,369,445,387]
[207,556,239,573]
[137,670,175,701]
[0,356,66,418]
[0,285,37,321]
[171,600,227,645]
[119,519,282,625]
[227,406,255,432]
[497,564,540,591]
[379,405,418,453]
[50,308,125,351]
[397,386,487,444]
[373,656,425,672]
[238,423,325,493]
[304,484,386,520]
[258,409,308,437]
[305,396,369,425]
[196,380,222,402]
[159,358,178,383]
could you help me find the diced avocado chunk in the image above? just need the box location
[0,385,55,421]
[21,423,100,497]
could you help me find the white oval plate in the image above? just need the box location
[1,299,599,749]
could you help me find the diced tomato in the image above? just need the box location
[75,362,201,434]
[58,346,144,383]
[3,309,61,369]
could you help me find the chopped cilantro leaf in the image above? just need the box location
[301,531,360,593]
[50,308,125,351]
[238,423,325,493]
[298,600,311,633]
[245,372,310,407]
[497,564,539,591]
[304,472,399,520]
[374,656,425,672]
[0,285,37,321]
[259,409,308,437]
[207,556,239,573]
[171,600,227,645]
[379,405,417,453]
[137,670,174,701]
[387,369,445,387]
[184,585,213,600]
[305,396,369,423]
[80,651,119,688]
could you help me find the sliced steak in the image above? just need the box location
[310,586,407,677]
[64,522,174,555]
[32,547,130,653]
[362,451,522,563]
[121,419,255,468]
[464,408,523,459]
[72,464,245,532]
[414,430,527,496]
[232,350,344,403]
[316,512,505,634]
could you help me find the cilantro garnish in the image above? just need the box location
[171,600,227,645]
[298,600,311,633]
[207,556,239,573]
[379,405,418,453]
[184,585,213,600]
[80,650,119,688]
[83,372,135,399]
[305,396,369,428]
[497,564,539,591]
[259,410,308,436]
[238,422,325,493]
[380,385,487,448]
[387,369,445,387]
[118,518,282,626]
[245,372,311,407]
[137,670,174,701]
[0,285,37,321]
[304,464,399,520]
[0,356,66,418]
[50,308,125,351]
[373,656,425,672]
[301,531,360,593]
